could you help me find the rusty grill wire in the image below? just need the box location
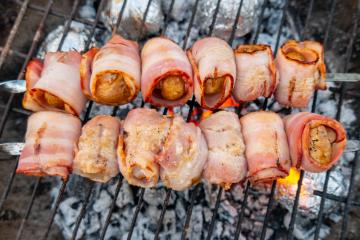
[0,0,359,239]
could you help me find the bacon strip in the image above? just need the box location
[275,40,326,108]
[141,37,193,107]
[200,111,246,189]
[80,35,141,105]
[240,111,291,184]
[23,51,87,116]
[284,112,346,172]
[73,115,121,182]
[233,44,278,102]
[23,59,45,112]
[157,116,208,191]
[17,111,81,180]
[187,37,236,110]
[118,108,171,188]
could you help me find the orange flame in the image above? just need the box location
[200,110,213,121]
[278,167,300,185]
[219,96,240,108]
[167,107,174,117]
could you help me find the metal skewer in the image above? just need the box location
[1,140,359,159]
[1,73,359,94]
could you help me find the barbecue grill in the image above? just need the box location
[0,0,359,239]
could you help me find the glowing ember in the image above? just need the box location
[220,97,240,108]
[278,167,300,185]
[276,167,346,216]
[167,107,175,117]
[200,110,213,121]
[276,167,312,211]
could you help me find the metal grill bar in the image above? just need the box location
[234,182,250,240]
[314,2,360,238]
[205,187,223,240]
[67,0,125,237]
[134,1,202,238]
[42,180,67,240]
[71,181,95,240]
[102,177,124,240]
[340,152,360,239]
[310,0,337,113]
[233,0,270,237]
[0,0,30,70]
[126,188,145,240]
[15,1,107,31]
[14,1,90,237]
[254,1,289,238]
[180,184,200,240]
[153,0,226,238]
[260,180,276,240]
[70,0,158,238]
[201,1,246,238]
[286,0,338,237]
[228,0,243,46]
[312,190,360,206]
[251,0,268,45]
[111,0,128,35]
[94,1,130,237]
[15,177,41,240]
[0,47,28,59]
[154,189,172,240]
[0,0,55,216]
[161,0,175,36]
[301,0,314,39]
[273,0,289,56]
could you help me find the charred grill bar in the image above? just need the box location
[0,0,359,240]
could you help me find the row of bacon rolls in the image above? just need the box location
[16,109,346,190]
[23,35,326,117]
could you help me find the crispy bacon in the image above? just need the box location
[141,37,193,107]
[23,51,87,116]
[118,108,171,188]
[157,116,208,191]
[80,34,141,105]
[274,40,326,108]
[73,115,121,182]
[233,44,278,102]
[17,111,81,180]
[240,111,291,184]
[200,111,246,189]
[187,37,236,110]
[284,112,346,172]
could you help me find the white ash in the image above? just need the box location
[78,0,96,20]
[283,212,331,240]
[161,0,195,22]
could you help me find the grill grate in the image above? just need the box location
[0,0,359,239]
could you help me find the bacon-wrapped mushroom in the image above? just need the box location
[23,51,87,116]
[233,44,277,102]
[17,112,81,180]
[80,34,141,105]
[284,112,346,172]
[118,108,171,188]
[157,116,208,191]
[141,37,193,107]
[73,115,121,182]
[187,37,236,110]
[275,40,326,108]
[200,111,247,189]
[240,111,291,184]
